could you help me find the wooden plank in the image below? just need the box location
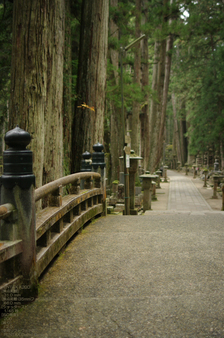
[36,189,102,240]
[0,240,23,263]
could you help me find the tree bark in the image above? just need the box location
[157,31,173,165]
[10,0,66,188]
[172,92,182,164]
[63,0,73,175]
[10,0,47,188]
[148,0,173,172]
[148,39,166,172]
[72,0,109,173]
[140,0,149,171]
[43,0,65,185]
[179,114,188,164]
[130,0,141,155]
[109,0,123,183]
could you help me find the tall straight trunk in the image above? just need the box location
[148,39,166,172]
[180,117,188,164]
[43,0,65,184]
[109,0,123,183]
[172,92,182,163]
[72,0,109,172]
[10,0,65,188]
[10,0,46,188]
[148,0,173,172]
[156,32,173,164]
[63,0,73,174]
[130,0,141,154]
[140,0,150,171]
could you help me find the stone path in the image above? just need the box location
[0,170,224,338]
[168,170,212,213]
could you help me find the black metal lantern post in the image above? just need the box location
[0,126,37,293]
[92,143,106,213]
[80,151,92,189]
[81,151,92,172]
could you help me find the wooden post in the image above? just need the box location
[0,127,37,297]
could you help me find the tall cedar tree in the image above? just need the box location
[10,0,65,188]
[71,0,109,173]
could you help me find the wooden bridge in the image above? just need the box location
[0,171,105,305]
[0,127,106,308]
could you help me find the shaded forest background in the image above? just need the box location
[0,0,224,188]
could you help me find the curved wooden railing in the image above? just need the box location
[35,172,103,276]
[0,172,104,295]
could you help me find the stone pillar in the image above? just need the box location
[212,175,219,199]
[177,161,181,172]
[163,166,168,182]
[0,126,37,295]
[156,170,162,189]
[129,151,142,215]
[151,181,157,201]
[193,164,196,179]
[140,173,157,212]
[203,169,208,187]
[173,154,176,170]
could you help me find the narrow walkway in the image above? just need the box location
[1,171,224,337]
[168,170,212,213]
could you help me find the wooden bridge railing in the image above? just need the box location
[0,172,104,311]
[35,172,103,277]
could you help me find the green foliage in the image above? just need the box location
[169,0,224,157]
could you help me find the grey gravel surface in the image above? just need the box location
[0,171,224,338]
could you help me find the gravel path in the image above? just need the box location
[1,171,224,337]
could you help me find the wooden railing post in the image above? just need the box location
[94,176,101,189]
[49,185,63,207]
[70,179,80,194]
[84,175,93,189]
[0,127,37,297]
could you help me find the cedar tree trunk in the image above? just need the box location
[72,0,109,173]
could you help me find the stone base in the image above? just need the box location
[130,209,138,215]
[108,197,117,206]
[114,204,125,212]
[107,206,114,214]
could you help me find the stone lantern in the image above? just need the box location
[214,158,219,172]
[155,170,162,188]
[140,172,157,212]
